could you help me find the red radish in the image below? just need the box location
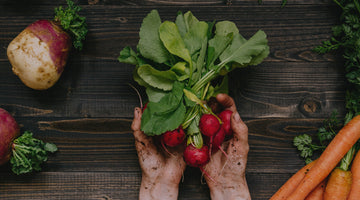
[199,114,221,137]
[0,108,20,165]
[7,0,87,90]
[161,127,186,147]
[183,144,210,167]
[206,127,226,152]
[218,110,233,136]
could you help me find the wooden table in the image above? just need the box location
[0,0,344,199]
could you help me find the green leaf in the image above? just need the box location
[118,47,139,65]
[180,11,209,56]
[212,75,229,96]
[137,64,178,91]
[219,30,269,67]
[141,82,185,135]
[175,11,187,37]
[141,100,186,136]
[10,131,57,175]
[159,21,192,65]
[147,82,184,115]
[207,34,233,69]
[214,21,239,37]
[138,10,170,63]
[133,66,151,88]
[44,143,58,153]
[146,87,167,102]
[183,88,203,105]
[186,114,201,136]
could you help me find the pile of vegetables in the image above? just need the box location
[7,0,87,90]
[271,0,360,199]
[119,10,269,170]
[0,108,57,175]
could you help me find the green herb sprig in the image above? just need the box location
[10,131,57,175]
[54,0,87,50]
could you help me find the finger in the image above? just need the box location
[216,93,237,112]
[131,107,155,150]
[131,107,142,132]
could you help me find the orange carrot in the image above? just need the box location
[287,115,360,200]
[323,168,352,200]
[270,160,317,200]
[305,179,326,200]
[347,150,360,200]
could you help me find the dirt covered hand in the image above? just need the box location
[204,94,251,200]
[131,107,186,200]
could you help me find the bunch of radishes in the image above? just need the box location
[119,10,269,173]
[161,108,233,168]
[7,0,87,90]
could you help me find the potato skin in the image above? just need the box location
[7,20,71,90]
[0,108,20,165]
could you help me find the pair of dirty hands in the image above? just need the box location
[131,94,251,200]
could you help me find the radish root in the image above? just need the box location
[200,166,217,184]
[128,83,143,109]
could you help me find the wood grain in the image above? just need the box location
[0,1,346,199]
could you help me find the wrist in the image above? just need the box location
[139,175,179,200]
[209,177,251,200]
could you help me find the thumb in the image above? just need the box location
[231,111,249,148]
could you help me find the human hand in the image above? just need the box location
[131,107,186,200]
[203,93,251,200]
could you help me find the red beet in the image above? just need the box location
[183,145,210,167]
[0,108,20,165]
[218,110,233,136]
[161,127,186,147]
[199,114,221,137]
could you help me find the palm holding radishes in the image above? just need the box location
[132,107,186,200]
[131,94,251,199]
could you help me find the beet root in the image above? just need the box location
[0,108,20,165]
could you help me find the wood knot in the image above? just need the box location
[298,98,321,117]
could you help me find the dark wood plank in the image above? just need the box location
[0,170,298,200]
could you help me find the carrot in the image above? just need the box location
[347,150,360,200]
[270,160,317,200]
[323,168,352,200]
[305,179,326,200]
[287,115,360,200]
